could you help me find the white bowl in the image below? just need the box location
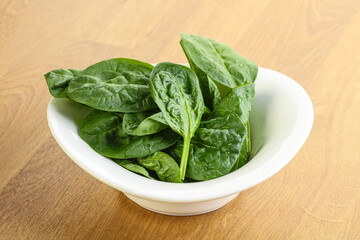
[47,67,314,216]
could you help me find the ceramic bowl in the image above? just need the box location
[47,67,314,216]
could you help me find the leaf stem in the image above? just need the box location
[180,136,191,180]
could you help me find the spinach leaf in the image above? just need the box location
[186,56,221,110]
[201,76,222,110]
[215,83,255,123]
[138,152,182,183]
[239,122,251,165]
[173,110,246,181]
[44,69,81,98]
[122,110,168,136]
[231,122,251,171]
[79,109,180,159]
[67,58,157,112]
[204,106,211,114]
[114,159,154,179]
[180,33,258,95]
[215,83,255,169]
[149,62,204,180]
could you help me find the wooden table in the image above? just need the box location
[1,0,359,239]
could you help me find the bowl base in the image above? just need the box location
[124,193,239,216]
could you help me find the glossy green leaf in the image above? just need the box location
[122,110,168,136]
[173,110,246,180]
[115,159,154,179]
[138,152,182,183]
[186,57,221,110]
[44,69,81,98]
[79,109,180,159]
[216,84,255,170]
[180,33,258,94]
[149,62,204,180]
[215,84,255,123]
[67,58,157,112]
[231,122,251,171]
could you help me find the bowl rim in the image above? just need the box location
[47,67,314,203]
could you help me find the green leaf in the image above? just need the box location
[173,110,246,181]
[215,84,255,124]
[216,84,255,170]
[149,62,204,180]
[138,152,182,183]
[115,159,154,179]
[186,56,221,110]
[79,109,180,159]
[44,69,81,98]
[232,122,251,171]
[180,33,258,94]
[122,110,168,136]
[67,58,157,112]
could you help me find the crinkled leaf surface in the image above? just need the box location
[44,69,81,98]
[138,152,182,183]
[186,56,221,110]
[216,84,255,170]
[149,62,204,179]
[79,109,180,159]
[173,110,246,180]
[114,159,154,179]
[215,84,255,124]
[180,33,258,90]
[122,110,168,136]
[67,58,157,112]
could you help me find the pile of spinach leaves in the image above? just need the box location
[45,34,257,183]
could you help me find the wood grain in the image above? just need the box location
[1,0,359,239]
